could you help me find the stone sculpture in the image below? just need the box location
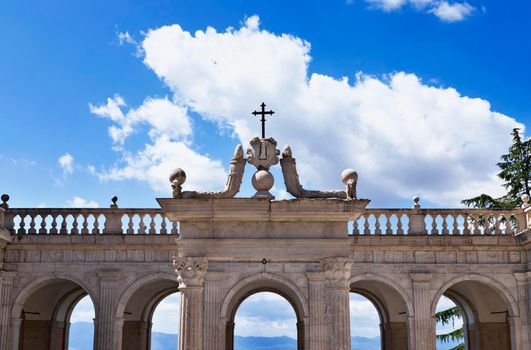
[341,169,358,200]
[170,144,246,199]
[247,137,280,199]
[280,145,347,199]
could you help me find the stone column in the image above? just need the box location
[174,256,207,350]
[513,272,530,350]
[410,272,435,350]
[307,272,326,350]
[0,271,15,350]
[203,275,224,350]
[320,258,352,350]
[95,271,121,350]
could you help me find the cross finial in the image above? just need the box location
[252,102,275,138]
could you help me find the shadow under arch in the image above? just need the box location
[10,274,97,350]
[220,272,309,350]
[349,273,413,350]
[115,272,180,350]
[431,274,519,350]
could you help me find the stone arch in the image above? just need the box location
[114,272,180,350]
[10,273,97,350]
[349,273,413,350]
[432,274,519,350]
[220,272,309,350]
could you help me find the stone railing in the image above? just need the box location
[1,208,178,235]
[351,208,525,236]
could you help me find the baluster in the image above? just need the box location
[126,214,134,234]
[92,215,100,234]
[494,215,501,235]
[385,214,393,235]
[363,215,370,235]
[81,214,89,234]
[452,214,459,235]
[39,214,47,234]
[374,215,382,235]
[50,215,58,234]
[504,214,512,235]
[28,214,36,234]
[441,215,449,235]
[472,214,481,235]
[60,215,68,234]
[171,221,178,235]
[138,215,146,234]
[431,215,438,235]
[17,215,27,234]
[352,218,360,235]
[160,216,168,234]
[463,214,470,235]
[149,213,156,234]
[71,215,79,234]
[396,214,404,235]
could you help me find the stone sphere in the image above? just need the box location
[169,168,187,185]
[252,170,274,191]
[340,168,358,185]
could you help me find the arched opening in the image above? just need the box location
[229,290,301,350]
[118,276,180,350]
[435,295,465,350]
[349,292,381,350]
[14,278,95,350]
[150,292,181,350]
[350,277,411,350]
[433,279,515,350]
[68,295,95,350]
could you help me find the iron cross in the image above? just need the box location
[252,102,275,138]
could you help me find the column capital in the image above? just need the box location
[173,256,208,288]
[306,271,326,282]
[98,270,121,282]
[320,257,352,287]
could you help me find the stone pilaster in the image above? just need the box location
[307,272,326,350]
[0,271,15,350]
[320,258,352,350]
[95,271,121,350]
[410,272,435,350]
[203,275,224,350]
[514,272,530,350]
[174,256,207,350]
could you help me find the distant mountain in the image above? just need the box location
[69,322,459,350]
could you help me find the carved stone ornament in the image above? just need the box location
[319,257,352,287]
[247,137,280,171]
[171,145,246,199]
[280,145,347,199]
[173,256,208,288]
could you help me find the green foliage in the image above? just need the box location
[436,306,464,348]
[462,128,531,209]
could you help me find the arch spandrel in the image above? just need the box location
[220,272,310,320]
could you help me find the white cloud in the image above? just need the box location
[58,153,74,175]
[152,293,181,334]
[70,295,95,323]
[350,294,381,337]
[430,1,474,22]
[364,0,476,21]
[118,31,137,45]
[66,196,99,208]
[131,17,520,206]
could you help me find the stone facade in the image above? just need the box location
[0,197,529,350]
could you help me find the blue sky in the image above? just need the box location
[2,0,531,208]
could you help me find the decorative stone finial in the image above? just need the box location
[413,196,420,209]
[170,168,187,198]
[0,194,9,209]
[110,195,118,208]
[521,194,530,208]
[247,137,279,199]
[341,169,358,200]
